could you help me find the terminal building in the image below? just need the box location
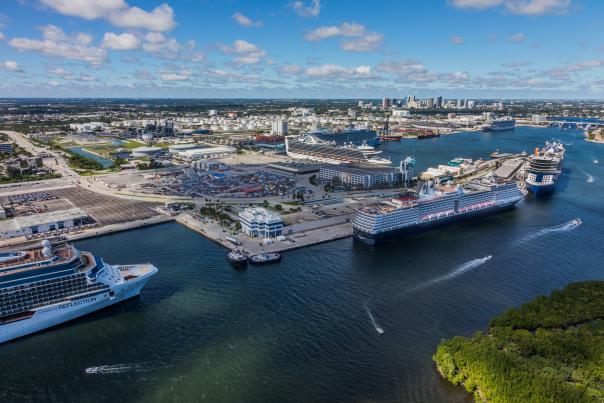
[238,207,283,238]
[319,165,402,189]
[0,208,92,239]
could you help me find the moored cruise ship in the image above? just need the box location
[352,178,523,244]
[525,141,565,196]
[483,118,516,131]
[0,240,157,344]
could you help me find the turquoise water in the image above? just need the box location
[1,126,603,402]
[68,146,114,168]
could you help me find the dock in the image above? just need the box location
[176,213,352,256]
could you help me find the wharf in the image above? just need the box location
[176,213,352,256]
[0,214,174,251]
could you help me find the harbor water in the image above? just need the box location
[1,126,603,402]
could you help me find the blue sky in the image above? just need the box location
[0,0,603,98]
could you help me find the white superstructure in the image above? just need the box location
[0,241,157,344]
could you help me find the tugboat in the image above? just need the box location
[249,251,282,265]
[226,249,248,267]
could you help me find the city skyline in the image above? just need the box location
[1,0,604,98]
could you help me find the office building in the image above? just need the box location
[239,208,284,238]
[319,165,402,189]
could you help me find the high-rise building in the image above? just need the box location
[271,119,288,135]
[427,98,435,109]
[467,100,475,109]
[382,97,391,109]
[435,96,443,109]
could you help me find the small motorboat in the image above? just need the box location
[226,250,248,267]
[249,251,281,265]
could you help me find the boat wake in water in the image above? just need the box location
[85,362,167,375]
[579,170,595,183]
[405,256,493,294]
[516,218,582,245]
[364,305,384,334]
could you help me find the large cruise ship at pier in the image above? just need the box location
[352,179,523,244]
[0,241,157,344]
[483,118,516,131]
[285,134,391,165]
[525,141,565,196]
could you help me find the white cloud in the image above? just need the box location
[376,59,428,76]
[49,67,98,81]
[220,40,267,65]
[101,32,141,50]
[505,0,571,15]
[232,12,262,27]
[508,32,526,42]
[279,64,302,74]
[305,64,371,77]
[9,25,106,66]
[108,4,175,32]
[142,32,181,56]
[305,22,383,52]
[41,0,176,31]
[1,60,22,72]
[341,32,383,52]
[291,0,321,17]
[450,0,572,15]
[548,59,604,77]
[48,80,60,87]
[160,68,192,81]
[0,31,4,41]
[305,22,366,41]
[451,35,465,44]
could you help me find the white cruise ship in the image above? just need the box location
[0,240,157,344]
[353,178,523,244]
[482,118,516,131]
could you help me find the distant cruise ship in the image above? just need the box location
[352,179,523,244]
[525,141,565,196]
[0,240,157,344]
[483,118,516,131]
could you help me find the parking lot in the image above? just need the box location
[49,187,160,226]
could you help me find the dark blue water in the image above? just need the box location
[0,127,602,402]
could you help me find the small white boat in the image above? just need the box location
[366,156,391,165]
[249,251,281,264]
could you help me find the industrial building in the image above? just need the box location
[131,146,164,158]
[177,146,236,160]
[0,208,92,239]
[238,207,283,238]
[271,119,288,135]
[319,165,402,189]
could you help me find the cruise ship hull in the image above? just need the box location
[526,182,556,196]
[0,268,154,344]
[354,202,518,245]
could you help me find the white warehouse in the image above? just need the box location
[238,208,283,238]
[0,208,92,239]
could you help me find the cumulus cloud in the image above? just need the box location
[160,67,192,81]
[142,32,181,56]
[49,67,97,81]
[451,35,465,44]
[232,12,262,27]
[508,32,526,42]
[305,22,383,52]
[101,32,140,50]
[0,32,4,41]
[450,0,572,15]
[220,40,267,65]
[279,64,302,74]
[341,32,383,52]
[291,0,321,17]
[305,22,366,41]
[377,59,428,76]
[304,64,371,77]
[548,59,604,78]
[41,0,176,32]
[9,25,106,66]
[1,60,23,72]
